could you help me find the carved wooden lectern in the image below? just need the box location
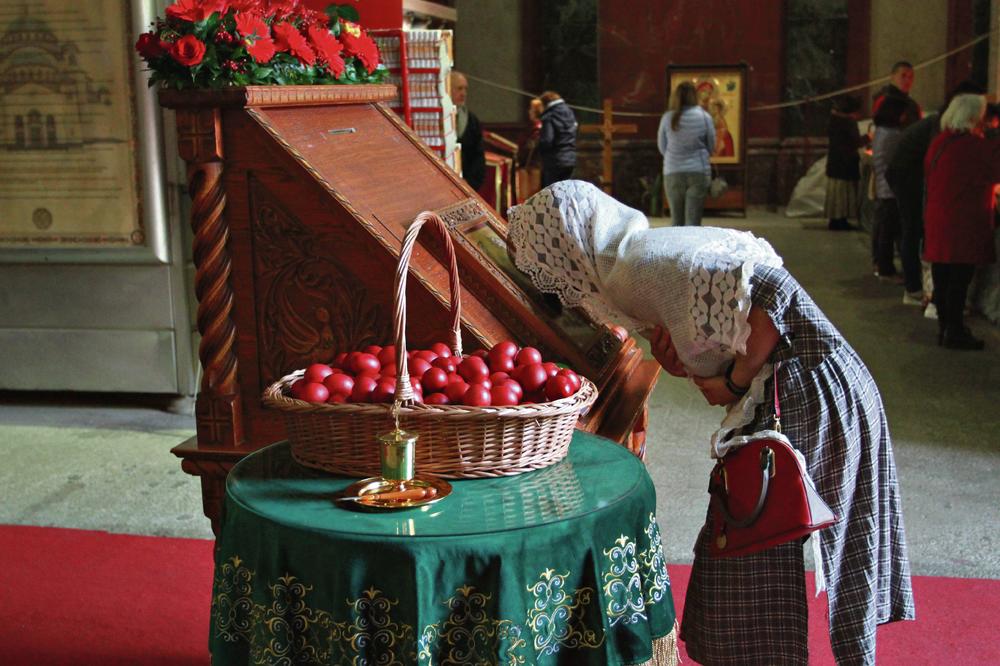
[160,85,660,534]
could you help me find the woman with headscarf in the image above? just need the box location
[507,180,914,666]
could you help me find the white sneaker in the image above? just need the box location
[903,291,923,306]
[924,303,938,319]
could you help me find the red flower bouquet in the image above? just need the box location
[136,1,385,89]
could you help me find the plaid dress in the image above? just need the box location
[680,265,915,665]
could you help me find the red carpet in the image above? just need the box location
[2,524,997,665]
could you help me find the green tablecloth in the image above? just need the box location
[210,432,676,665]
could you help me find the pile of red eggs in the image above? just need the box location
[288,341,584,407]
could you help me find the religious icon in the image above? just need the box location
[668,65,747,165]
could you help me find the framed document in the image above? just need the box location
[667,63,748,166]
[0,0,168,263]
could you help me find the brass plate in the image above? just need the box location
[336,476,452,512]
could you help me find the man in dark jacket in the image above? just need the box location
[451,71,485,191]
[887,80,985,301]
[873,61,921,126]
[538,91,578,187]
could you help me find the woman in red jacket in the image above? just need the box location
[923,94,1000,350]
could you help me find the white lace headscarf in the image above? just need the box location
[508,180,784,457]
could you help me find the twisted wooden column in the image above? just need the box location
[176,107,244,448]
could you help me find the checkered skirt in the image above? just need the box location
[680,265,915,665]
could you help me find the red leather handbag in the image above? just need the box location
[708,366,837,558]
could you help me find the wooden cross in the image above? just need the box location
[579,98,639,194]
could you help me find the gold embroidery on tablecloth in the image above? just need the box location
[525,568,603,655]
[418,585,527,665]
[639,513,670,606]
[603,535,648,625]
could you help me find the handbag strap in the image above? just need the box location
[773,361,782,433]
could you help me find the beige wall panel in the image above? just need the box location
[0,266,175,329]
[0,329,178,392]
[870,0,948,112]
[454,0,524,123]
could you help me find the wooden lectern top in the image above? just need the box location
[162,85,659,532]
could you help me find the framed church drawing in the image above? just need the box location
[0,0,168,263]
[668,63,748,166]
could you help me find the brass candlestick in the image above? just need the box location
[377,428,417,482]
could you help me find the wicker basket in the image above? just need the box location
[262,211,598,479]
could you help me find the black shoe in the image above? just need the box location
[942,330,985,350]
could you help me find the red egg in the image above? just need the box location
[289,378,308,399]
[557,368,582,392]
[304,363,334,383]
[524,390,546,404]
[301,382,330,404]
[425,392,450,405]
[462,384,491,406]
[382,363,398,377]
[545,374,575,401]
[490,383,520,406]
[505,379,524,402]
[444,379,469,402]
[471,349,489,360]
[515,347,542,367]
[431,356,458,373]
[326,393,348,404]
[372,378,397,403]
[349,352,381,375]
[469,377,492,390]
[350,375,378,403]
[363,344,382,356]
[491,340,519,358]
[422,367,449,392]
[458,356,490,383]
[541,362,560,378]
[323,373,354,397]
[429,342,452,358]
[377,345,397,367]
[490,371,510,384]
[488,352,515,374]
[408,357,432,378]
[415,349,438,363]
[518,363,549,392]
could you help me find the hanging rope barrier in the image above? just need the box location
[462,27,997,118]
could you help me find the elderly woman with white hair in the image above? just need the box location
[507,180,914,665]
[923,94,1000,350]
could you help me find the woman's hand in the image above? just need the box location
[645,326,687,377]
[692,374,741,406]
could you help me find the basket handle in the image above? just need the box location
[393,211,463,403]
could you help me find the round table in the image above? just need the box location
[210,431,677,665]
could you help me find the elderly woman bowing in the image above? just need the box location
[506,181,914,666]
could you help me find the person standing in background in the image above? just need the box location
[450,71,485,191]
[538,91,578,187]
[887,81,987,306]
[872,61,921,124]
[923,94,1000,350]
[658,81,715,226]
[824,96,866,231]
[871,96,912,279]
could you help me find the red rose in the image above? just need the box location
[273,22,315,65]
[135,32,166,59]
[307,25,344,76]
[165,0,228,23]
[170,34,207,66]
